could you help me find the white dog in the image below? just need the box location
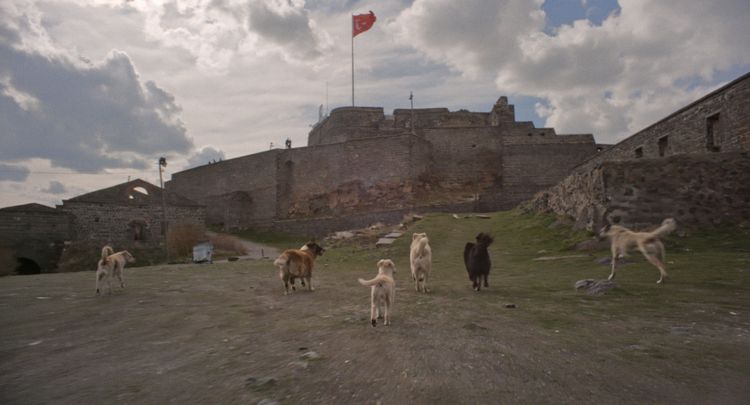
[410,233,432,293]
[358,259,396,327]
[601,218,676,284]
[96,245,135,295]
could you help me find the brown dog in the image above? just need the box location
[600,218,676,284]
[96,245,135,295]
[273,241,325,294]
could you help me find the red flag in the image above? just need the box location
[352,11,376,37]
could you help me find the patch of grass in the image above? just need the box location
[326,210,750,369]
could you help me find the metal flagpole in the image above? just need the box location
[351,18,355,106]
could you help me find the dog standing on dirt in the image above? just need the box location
[600,218,676,284]
[96,245,135,295]
[410,232,432,293]
[358,259,396,327]
[464,233,494,291]
[274,242,325,294]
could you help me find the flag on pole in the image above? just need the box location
[352,11,376,37]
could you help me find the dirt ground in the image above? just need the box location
[1,213,749,404]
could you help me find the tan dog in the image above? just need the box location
[274,241,324,295]
[96,245,135,295]
[359,259,396,327]
[409,233,432,293]
[600,218,677,284]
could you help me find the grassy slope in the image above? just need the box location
[3,211,747,403]
[322,211,750,382]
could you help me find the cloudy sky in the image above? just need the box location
[1,0,749,208]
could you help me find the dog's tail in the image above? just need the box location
[414,237,430,258]
[650,218,677,239]
[101,245,114,265]
[358,274,393,287]
[273,253,290,268]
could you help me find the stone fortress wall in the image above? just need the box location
[167,97,598,236]
[526,72,750,230]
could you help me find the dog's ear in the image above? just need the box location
[377,259,384,267]
[412,233,419,240]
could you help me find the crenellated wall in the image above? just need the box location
[168,95,598,236]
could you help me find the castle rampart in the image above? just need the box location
[167,96,598,236]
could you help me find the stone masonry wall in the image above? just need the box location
[526,152,750,230]
[167,150,279,228]
[501,135,597,207]
[62,202,205,245]
[276,134,433,218]
[420,127,502,188]
[0,210,73,272]
[166,96,598,234]
[308,107,388,146]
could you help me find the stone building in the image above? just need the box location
[167,97,599,235]
[526,72,750,230]
[0,179,206,274]
[0,203,73,274]
[60,178,206,245]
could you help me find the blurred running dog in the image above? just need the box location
[464,233,493,291]
[274,241,325,294]
[358,259,396,327]
[600,218,676,284]
[96,245,135,295]
[409,232,432,293]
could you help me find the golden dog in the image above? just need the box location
[96,245,135,295]
[409,233,432,293]
[601,218,676,284]
[274,241,324,294]
[358,259,396,327]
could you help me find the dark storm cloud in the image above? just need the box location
[0,3,193,174]
[0,163,30,182]
[247,1,323,59]
[0,43,192,172]
[42,180,66,194]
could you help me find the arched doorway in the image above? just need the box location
[16,257,42,275]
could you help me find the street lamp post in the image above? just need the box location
[159,157,168,262]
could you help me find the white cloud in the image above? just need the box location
[391,0,545,79]
[392,0,750,141]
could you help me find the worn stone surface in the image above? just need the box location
[167,97,597,236]
[527,152,750,230]
[375,238,396,246]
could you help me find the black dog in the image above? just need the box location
[464,233,494,291]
